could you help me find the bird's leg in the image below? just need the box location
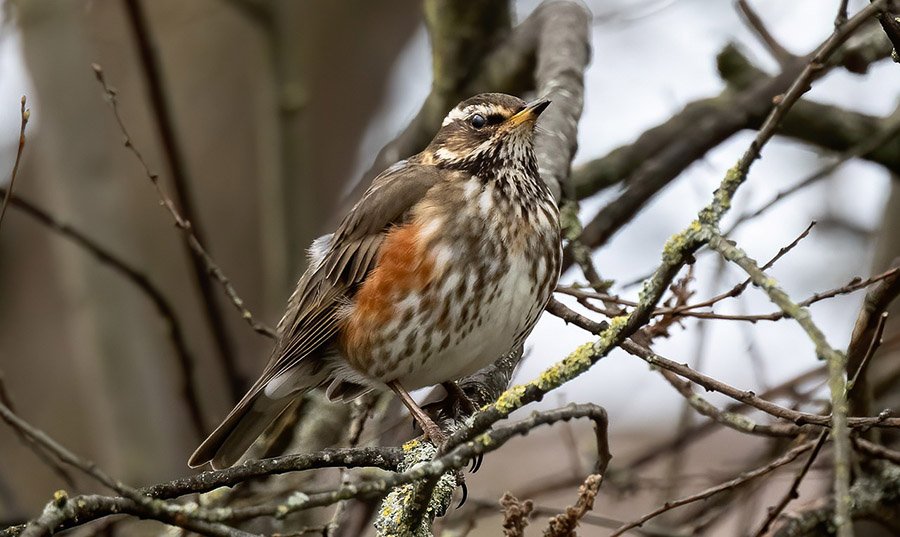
[388,380,447,446]
[441,381,485,473]
[389,381,471,505]
[441,381,479,417]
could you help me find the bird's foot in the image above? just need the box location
[441,381,479,417]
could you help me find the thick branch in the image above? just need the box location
[568,25,894,257]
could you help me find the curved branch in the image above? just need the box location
[0,188,206,439]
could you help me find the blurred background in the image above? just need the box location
[1,0,899,535]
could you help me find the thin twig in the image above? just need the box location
[0,376,128,497]
[0,188,207,440]
[853,437,900,464]
[0,97,29,233]
[727,107,900,234]
[120,0,248,400]
[707,231,854,537]
[140,446,403,499]
[845,259,900,436]
[752,431,829,537]
[848,311,889,392]
[546,298,900,430]
[91,64,276,347]
[836,0,850,26]
[736,0,793,64]
[558,264,899,324]
[609,440,816,537]
[0,372,77,490]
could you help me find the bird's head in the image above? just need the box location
[422,93,550,176]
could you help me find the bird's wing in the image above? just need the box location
[260,159,447,386]
[189,160,448,468]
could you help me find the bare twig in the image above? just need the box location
[736,0,793,64]
[91,64,276,349]
[0,377,129,498]
[752,431,829,537]
[727,106,900,234]
[19,494,254,537]
[0,97,29,233]
[0,372,77,490]
[121,0,249,399]
[0,187,207,440]
[609,440,816,537]
[846,258,900,435]
[836,0,850,26]
[707,232,853,537]
[558,265,900,325]
[547,298,900,431]
[853,438,900,464]
[848,311,889,392]
[141,446,402,499]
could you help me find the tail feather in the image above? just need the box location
[189,360,335,469]
[189,394,292,470]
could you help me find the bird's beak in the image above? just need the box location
[507,98,551,127]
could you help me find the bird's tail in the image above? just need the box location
[188,392,295,470]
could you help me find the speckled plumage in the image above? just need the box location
[190,93,561,469]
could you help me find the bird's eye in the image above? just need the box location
[470,114,486,129]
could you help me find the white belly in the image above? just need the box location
[397,251,547,389]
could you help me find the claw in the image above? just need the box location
[469,453,484,473]
[456,477,469,508]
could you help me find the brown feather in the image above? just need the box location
[189,158,447,468]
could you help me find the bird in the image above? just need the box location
[189,93,561,470]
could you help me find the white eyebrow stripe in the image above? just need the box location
[441,104,507,126]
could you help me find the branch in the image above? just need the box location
[91,64,276,349]
[18,493,255,537]
[772,463,900,537]
[0,188,207,439]
[121,0,246,398]
[726,104,900,233]
[609,440,817,537]
[706,232,853,536]
[546,298,900,432]
[140,447,403,499]
[736,0,793,64]
[752,431,829,537]
[0,373,77,491]
[532,0,590,200]
[718,43,900,176]
[0,96,29,233]
[567,20,893,256]
[845,258,900,434]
